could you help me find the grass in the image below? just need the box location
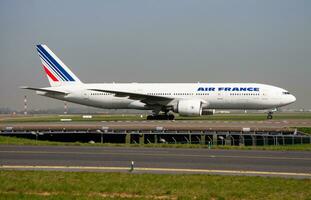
[297,127,311,135]
[1,136,311,151]
[2,112,311,123]
[0,114,143,123]
[0,170,310,200]
[178,112,311,121]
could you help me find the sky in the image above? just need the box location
[0,0,310,111]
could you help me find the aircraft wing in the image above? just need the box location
[20,86,68,95]
[88,89,173,106]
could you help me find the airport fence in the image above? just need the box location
[1,128,311,146]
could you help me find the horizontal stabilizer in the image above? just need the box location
[20,86,68,95]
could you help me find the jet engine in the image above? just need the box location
[175,99,202,116]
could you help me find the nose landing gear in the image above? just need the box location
[267,111,273,119]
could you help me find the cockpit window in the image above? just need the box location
[283,91,290,95]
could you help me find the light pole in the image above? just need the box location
[31,131,37,144]
[96,129,103,144]
[219,136,224,145]
[31,131,44,144]
[101,126,109,144]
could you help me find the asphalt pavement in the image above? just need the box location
[0,145,310,178]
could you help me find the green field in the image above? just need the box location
[0,170,310,200]
[1,135,311,151]
[296,127,311,135]
[1,112,311,123]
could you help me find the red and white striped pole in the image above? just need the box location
[64,102,68,115]
[24,95,28,115]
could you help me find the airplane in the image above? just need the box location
[22,44,296,120]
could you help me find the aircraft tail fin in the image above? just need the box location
[36,44,82,87]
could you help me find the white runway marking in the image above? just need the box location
[1,165,310,178]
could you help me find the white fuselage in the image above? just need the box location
[38,83,296,111]
[29,44,297,117]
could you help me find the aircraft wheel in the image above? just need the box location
[267,115,273,120]
[158,115,166,120]
[147,114,174,120]
[147,115,154,120]
[168,114,175,120]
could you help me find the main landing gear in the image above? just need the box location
[147,114,175,120]
[267,111,273,119]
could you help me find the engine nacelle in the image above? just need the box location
[176,99,202,116]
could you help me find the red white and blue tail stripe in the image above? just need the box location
[36,44,81,86]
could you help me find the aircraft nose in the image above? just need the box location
[291,95,296,103]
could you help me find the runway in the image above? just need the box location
[1,145,310,178]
